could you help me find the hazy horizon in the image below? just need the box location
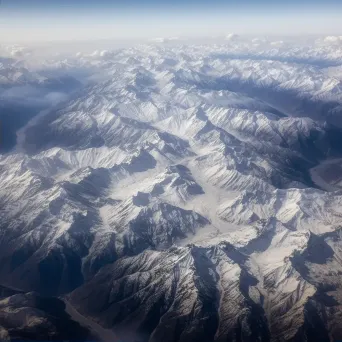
[1,0,342,43]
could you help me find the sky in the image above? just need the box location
[0,0,342,42]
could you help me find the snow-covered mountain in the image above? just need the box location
[1,37,342,341]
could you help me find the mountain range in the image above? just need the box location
[1,36,342,341]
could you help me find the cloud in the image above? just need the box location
[270,40,284,46]
[0,45,31,58]
[0,85,67,108]
[150,37,179,43]
[323,36,342,43]
[44,91,68,105]
[225,33,239,41]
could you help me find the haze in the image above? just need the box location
[1,0,342,43]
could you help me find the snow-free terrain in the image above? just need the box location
[1,36,342,341]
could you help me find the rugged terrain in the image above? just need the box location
[1,37,342,341]
[0,285,93,341]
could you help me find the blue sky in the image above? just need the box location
[2,0,342,14]
[2,0,342,7]
[1,0,342,42]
